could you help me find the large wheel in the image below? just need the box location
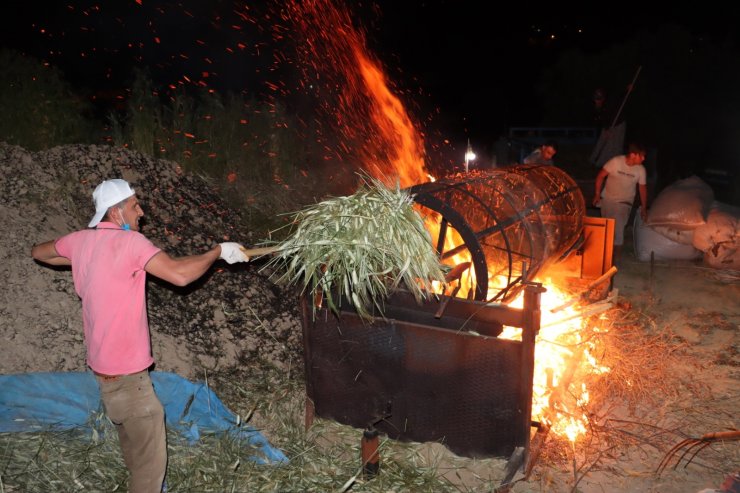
[407,165,584,303]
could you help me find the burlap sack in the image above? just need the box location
[703,241,740,270]
[692,206,739,253]
[651,226,695,246]
[646,176,713,230]
[633,214,702,262]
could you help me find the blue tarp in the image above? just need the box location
[0,371,288,465]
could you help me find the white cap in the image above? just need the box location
[88,179,135,227]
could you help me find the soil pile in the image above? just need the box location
[0,143,303,381]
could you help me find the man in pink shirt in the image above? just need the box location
[593,142,649,262]
[31,178,250,493]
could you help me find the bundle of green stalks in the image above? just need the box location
[263,175,446,319]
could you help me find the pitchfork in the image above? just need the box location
[656,429,740,475]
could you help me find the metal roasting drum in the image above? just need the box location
[301,165,595,465]
[406,164,585,302]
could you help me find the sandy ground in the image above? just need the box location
[563,253,739,493]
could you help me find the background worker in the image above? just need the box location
[31,178,250,493]
[588,87,627,168]
[593,142,648,261]
[523,140,558,166]
[589,65,642,169]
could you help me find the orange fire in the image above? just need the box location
[501,279,610,441]
[354,48,428,187]
[286,0,428,188]
[292,0,605,443]
[425,205,611,441]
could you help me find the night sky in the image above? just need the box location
[368,3,740,145]
[3,1,740,193]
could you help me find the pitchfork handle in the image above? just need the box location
[239,246,280,258]
[699,430,740,441]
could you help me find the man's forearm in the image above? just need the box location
[639,184,648,208]
[175,248,222,283]
[144,247,221,287]
[638,184,648,219]
[593,176,605,205]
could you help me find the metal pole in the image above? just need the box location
[610,65,642,129]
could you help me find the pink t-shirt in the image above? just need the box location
[55,222,161,375]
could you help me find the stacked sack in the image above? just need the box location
[692,203,740,269]
[634,176,739,270]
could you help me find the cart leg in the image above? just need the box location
[305,395,315,430]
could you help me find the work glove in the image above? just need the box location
[219,242,250,264]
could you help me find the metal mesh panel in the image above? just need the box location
[407,164,584,302]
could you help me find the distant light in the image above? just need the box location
[464,139,476,173]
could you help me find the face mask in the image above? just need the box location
[118,207,131,231]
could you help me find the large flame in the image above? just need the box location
[354,49,427,187]
[426,207,611,442]
[291,0,604,443]
[501,279,610,441]
[286,0,428,187]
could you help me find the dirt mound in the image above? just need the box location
[0,142,303,380]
